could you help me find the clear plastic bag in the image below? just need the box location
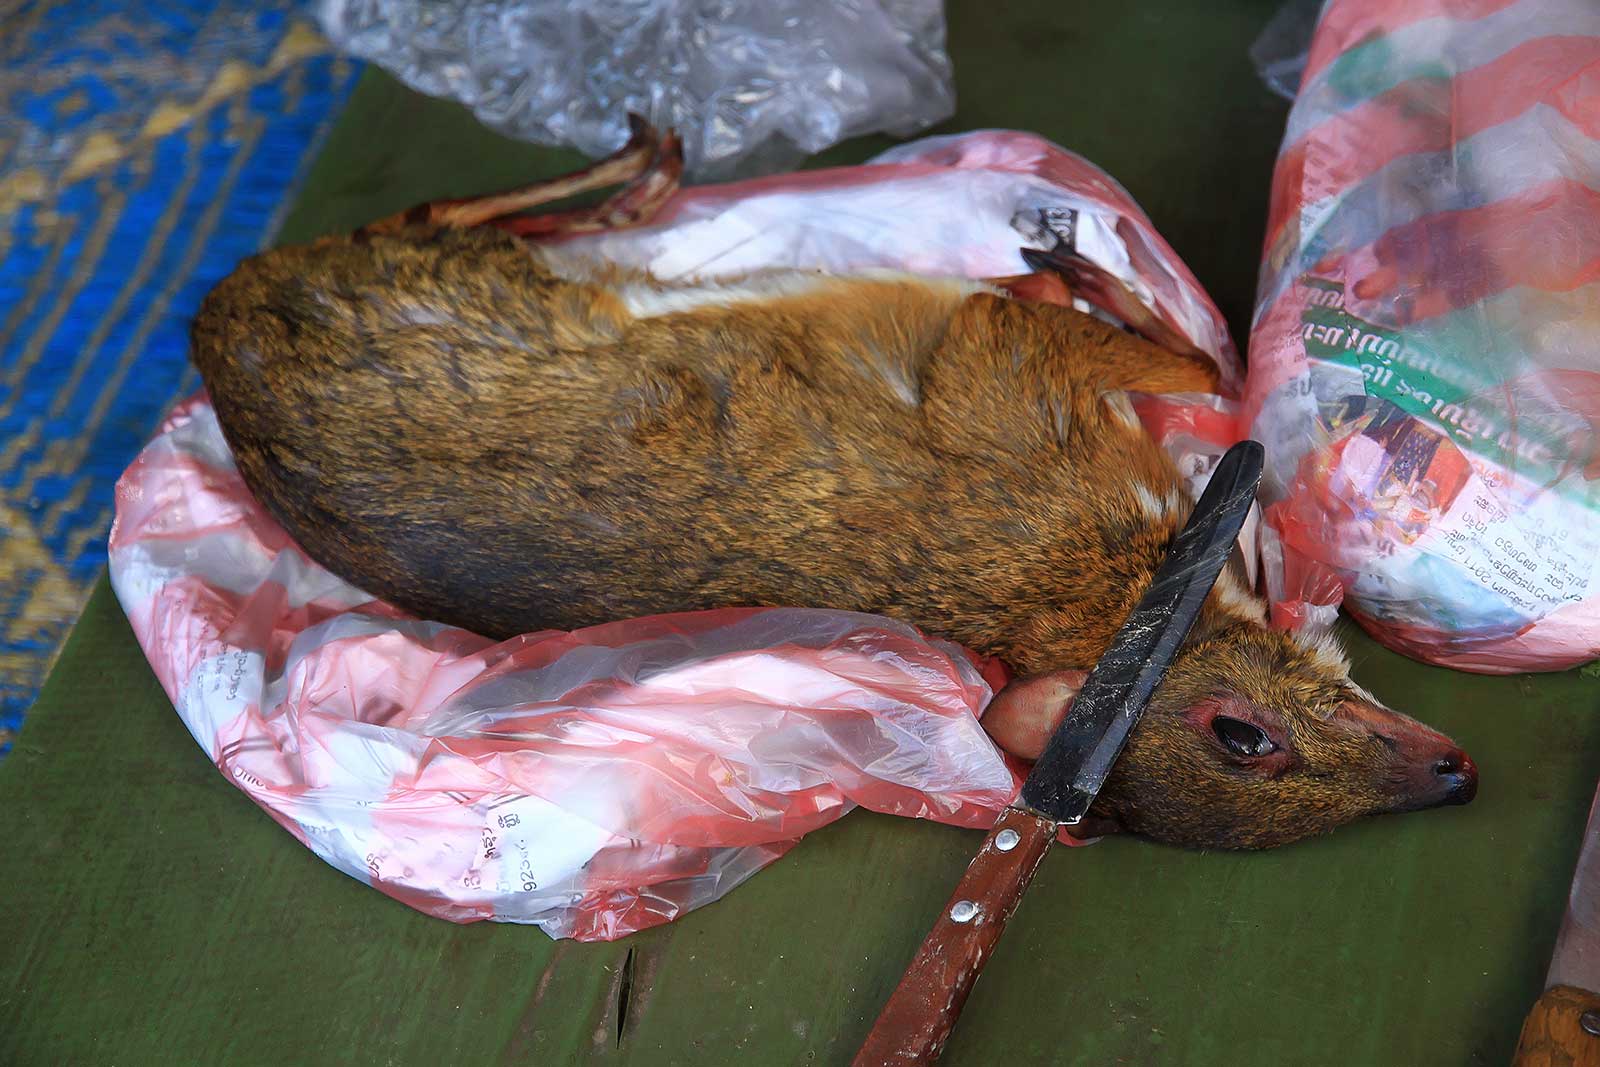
[1248,0,1324,101]
[1247,0,1600,672]
[316,0,955,179]
[112,397,1042,938]
[113,130,1238,938]
[554,129,1240,391]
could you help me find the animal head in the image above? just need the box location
[982,623,1476,850]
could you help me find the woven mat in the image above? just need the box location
[0,0,360,747]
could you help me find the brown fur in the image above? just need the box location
[191,223,1474,850]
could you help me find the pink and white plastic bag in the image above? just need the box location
[111,131,1239,939]
[1248,0,1600,672]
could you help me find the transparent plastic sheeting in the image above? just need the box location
[112,131,1239,938]
[1247,0,1600,673]
[316,0,954,179]
[557,130,1241,395]
[1248,0,1325,100]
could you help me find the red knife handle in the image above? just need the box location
[1513,986,1600,1067]
[853,806,1059,1067]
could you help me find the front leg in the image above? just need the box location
[988,248,1222,398]
[1021,242,1217,368]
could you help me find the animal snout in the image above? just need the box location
[1337,695,1477,813]
[1429,749,1478,806]
[1389,740,1478,812]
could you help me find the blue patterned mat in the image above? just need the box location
[0,1,361,748]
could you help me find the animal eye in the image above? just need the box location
[1212,716,1276,758]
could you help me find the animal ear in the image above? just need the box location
[981,669,1088,761]
[982,671,1127,839]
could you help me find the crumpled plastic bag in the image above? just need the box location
[316,0,954,179]
[1247,0,1325,101]
[556,129,1241,392]
[1246,0,1600,673]
[112,130,1239,939]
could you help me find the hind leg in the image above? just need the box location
[361,115,683,238]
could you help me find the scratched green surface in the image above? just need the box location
[5,2,1600,1064]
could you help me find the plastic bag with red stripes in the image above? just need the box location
[111,130,1239,938]
[1246,0,1600,672]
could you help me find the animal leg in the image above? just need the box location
[360,115,683,238]
[1020,242,1213,364]
[1010,244,1222,396]
[988,270,1075,306]
[1086,337,1223,397]
[496,124,683,239]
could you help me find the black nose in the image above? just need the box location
[1432,750,1478,805]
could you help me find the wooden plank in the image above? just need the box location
[5,1,1600,1063]
[4,581,1598,1064]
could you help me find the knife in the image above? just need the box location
[1513,785,1600,1066]
[853,439,1265,1066]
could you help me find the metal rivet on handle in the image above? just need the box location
[949,900,979,924]
[1582,1011,1600,1037]
[994,829,1020,852]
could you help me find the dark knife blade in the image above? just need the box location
[1547,783,1600,995]
[1511,779,1600,1065]
[854,439,1265,1067]
[1020,438,1265,824]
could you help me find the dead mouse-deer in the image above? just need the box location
[191,120,1476,850]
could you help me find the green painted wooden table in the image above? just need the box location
[5,3,1600,1064]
